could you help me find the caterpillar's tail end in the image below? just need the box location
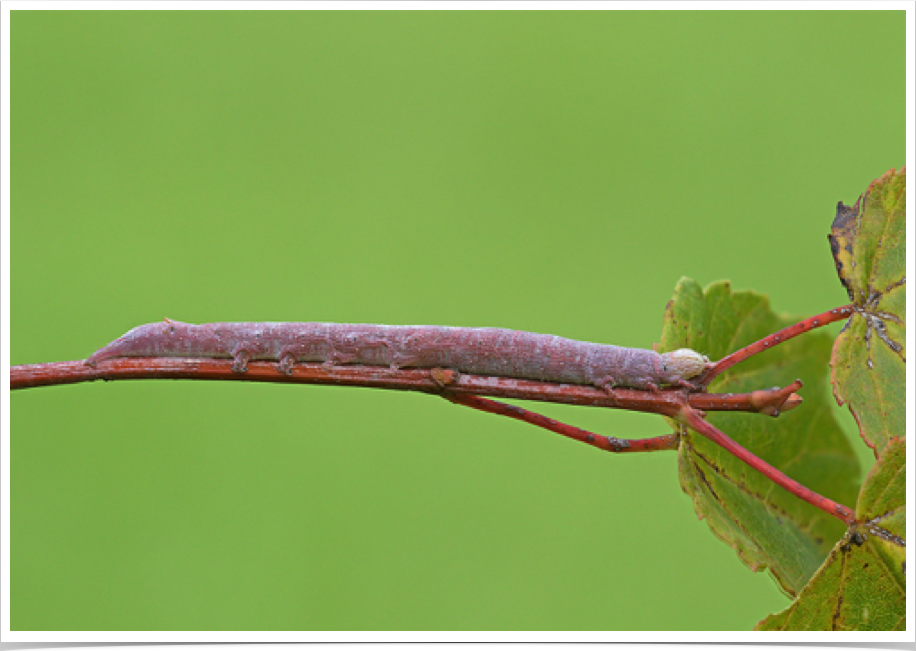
[84,346,116,367]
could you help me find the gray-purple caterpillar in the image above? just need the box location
[85,320,711,392]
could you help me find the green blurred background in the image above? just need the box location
[11,10,904,631]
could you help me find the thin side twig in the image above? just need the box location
[444,394,679,453]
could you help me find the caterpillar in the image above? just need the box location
[84,320,711,392]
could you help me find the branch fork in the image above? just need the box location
[10,304,856,525]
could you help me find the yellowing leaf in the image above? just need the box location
[829,167,906,456]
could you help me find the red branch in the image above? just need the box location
[10,357,801,418]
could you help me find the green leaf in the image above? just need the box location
[829,167,906,456]
[756,437,905,631]
[855,435,906,589]
[660,278,860,597]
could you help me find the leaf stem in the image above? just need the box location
[699,304,854,385]
[678,407,856,525]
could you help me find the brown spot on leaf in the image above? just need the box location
[829,197,865,302]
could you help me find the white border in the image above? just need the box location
[3,0,916,11]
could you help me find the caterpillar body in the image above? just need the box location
[85,320,710,392]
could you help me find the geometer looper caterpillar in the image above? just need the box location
[85,320,711,392]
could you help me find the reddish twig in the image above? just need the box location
[11,357,802,418]
[444,394,679,453]
[698,304,854,386]
[689,379,804,417]
[678,407,856,525]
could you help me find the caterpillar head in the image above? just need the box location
[659,348,710,383]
